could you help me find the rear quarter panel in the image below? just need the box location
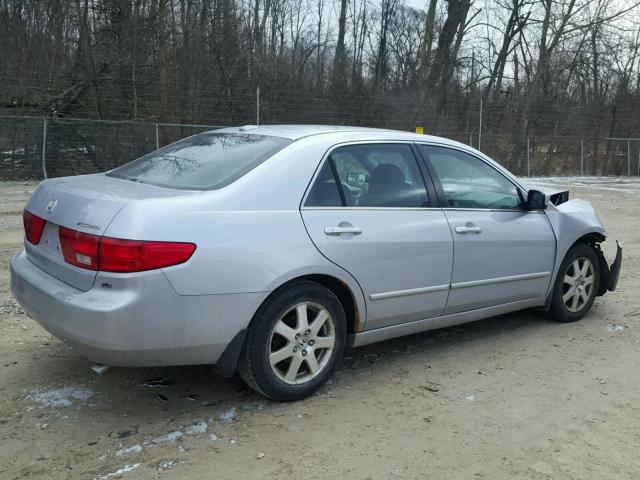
[102,137,368,325]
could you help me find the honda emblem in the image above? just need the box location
[45,199,58,213]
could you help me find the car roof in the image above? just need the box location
[211,124,451,143]
[208,124,526,190]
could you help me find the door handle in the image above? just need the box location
[455,225,482,234]
[324,226,362,236]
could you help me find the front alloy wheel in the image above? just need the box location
[550,243,600,322]
[562,257,595,313]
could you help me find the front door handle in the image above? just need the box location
[455,225,482,234]
[324,226,362,236]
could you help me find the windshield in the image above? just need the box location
[107,133,291,190]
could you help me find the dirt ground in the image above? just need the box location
[0,177,638,480]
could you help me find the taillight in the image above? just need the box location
[59,227,100,270]
[100,237,196,273]
[58,227,195,273]
[23,210,47,245]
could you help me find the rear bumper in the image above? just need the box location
[10,249,267,367]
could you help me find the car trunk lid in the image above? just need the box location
[23,174,197,291]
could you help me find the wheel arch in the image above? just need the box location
[265,273,364,335]
[216,270,364,379]
[545,229,608,307]
[569,231,606,249]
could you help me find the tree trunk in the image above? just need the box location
[427,0,470,104]
[158,0,169,121]
[374,0,396,91]
[420,0,437,77]
[332,0,348,92]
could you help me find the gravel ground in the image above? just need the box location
[0,177,638,480]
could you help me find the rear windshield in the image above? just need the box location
[107,133,291,190]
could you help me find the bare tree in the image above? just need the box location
[1,0,639,161]
[484,0,531,98]
[373,0,398,90]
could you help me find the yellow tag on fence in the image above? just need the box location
[415,126,424,134]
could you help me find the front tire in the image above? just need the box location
[549,243,600,322]
[238,280,346,401]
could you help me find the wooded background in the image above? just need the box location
[1,0,640,176]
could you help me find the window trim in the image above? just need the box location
[414,142,529,212]
[301,140,436,210]
[327,155,347,206]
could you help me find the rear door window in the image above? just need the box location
[108,133,291,190]
[305,144,429,208]
[305,160,343,206]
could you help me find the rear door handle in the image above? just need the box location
[455,225,482,234]
[324,226,362,236]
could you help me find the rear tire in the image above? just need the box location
[238,280,346,402]
[549,243,600,322]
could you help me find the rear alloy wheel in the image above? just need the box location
[269,302,336,385]
[238,280,346,401]
[549,244,600,322]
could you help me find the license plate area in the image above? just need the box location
[38,222,64,259]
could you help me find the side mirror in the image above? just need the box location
[527,189,548,210]
[346,172,367,188]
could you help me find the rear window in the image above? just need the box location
[107,133,291,190]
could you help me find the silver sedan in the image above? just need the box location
[11,125,622,401]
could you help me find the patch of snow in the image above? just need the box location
[219,407,237,423]
[465,395,475,401]
[185,420,208,435]
[241,402,265,412]
[606,323,625,332]
[95,463,140,480]
[115,444,142,457]
[151,430,183,444]
[525,176,640,196]
[157,459,185,471]
[28,386,94,407]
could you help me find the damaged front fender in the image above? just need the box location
[544,198,621,298]
[594,241,622,295]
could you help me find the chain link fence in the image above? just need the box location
[1,115,639,180]
[0,116,223,180]
[436,132,640,177]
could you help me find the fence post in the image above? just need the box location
[580,137,584,176]
[627,139,631,176]
[41,117,48,179]
[155,123,160,150]
[256,85,260,126]
[478,98,482,151]
[526,137,530,177]
[469,133,472,147]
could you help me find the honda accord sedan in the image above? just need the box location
[11,125,621,401]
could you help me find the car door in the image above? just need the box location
[416,144,556,315]
[300,142,453,330]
